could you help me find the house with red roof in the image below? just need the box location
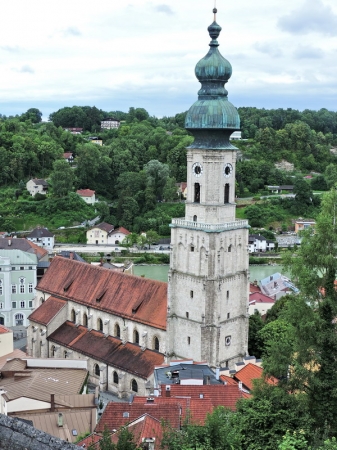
[76,188,96,205]
[28,257,167,398]
[108,227,131,245]
[249,292,275,316]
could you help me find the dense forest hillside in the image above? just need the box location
[0,105,336,233]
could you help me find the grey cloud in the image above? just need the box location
[253,42,283,58]
[0,45,21,53]
[154,4,174,15]
[278,0,337,36]
[293,45,324,59]
[63,27,81,37]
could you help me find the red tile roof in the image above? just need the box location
[220,374,239,386]
[36,257,167,330]
[0,325,12,334]
[234,363,278,391]
[249,283,261,294]
[28,296,66,325]
[112,227,130,236]
[78,414,163,449]
[249,292,275,304]
[96,401,181,432]
[77,189,95,197]
[158,384,246,411]
[48,322,164,379]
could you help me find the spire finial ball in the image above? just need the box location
[213,7,217,14]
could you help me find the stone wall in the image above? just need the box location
[0,414,78,450]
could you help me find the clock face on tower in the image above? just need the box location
[224,163,233,178]
[192,162,203,177]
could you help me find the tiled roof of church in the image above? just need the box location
[36,257,167,330]
[29,296,67,325]
[48,321,164,379]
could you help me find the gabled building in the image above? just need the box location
[0,357,88,416]
[77,189,96,205]
[0,325,13,357]
[63,152,74,163]
[26,178,48,197]
[259,272,299,300]
[27,257,167,397]
[249,292,275,316]
[108,227,130,245]
[26,227,55,252]
[86,222,114,245]
[0,249,37,327]
[248,234,275,253]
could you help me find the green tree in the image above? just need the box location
[49,159,75,197]
[324,164,337,189]
[144,160,169,201]
[248,311,265,358]
[264,188,337,441]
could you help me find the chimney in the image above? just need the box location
[8,239,11,246]
[165,385,171,397]
[57,413,63,427]
[70,252,74,260]
[215,367,220,381]
[51,393,55,412]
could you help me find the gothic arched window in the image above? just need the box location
[83,313,88,327]
[113,371,119,384]
[95,364,100,376]
[153,336,159,352]
[115,323,121,338]
[194,183,200,203]
[131,379,138,392]
[71,309,76,323]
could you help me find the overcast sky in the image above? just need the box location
[1,0,337,120]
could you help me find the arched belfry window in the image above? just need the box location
[95,364,100,376]
[115,323,121,338]
[193,215,197,222]
[224,183,230,204]
[83,313,88,327]
[97,318,103,332]
[71,309,75,323]
[131,379,138,392]
[194,183,200,203]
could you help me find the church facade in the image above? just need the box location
[167,9,249,368]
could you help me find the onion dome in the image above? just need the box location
[185,8,240,150]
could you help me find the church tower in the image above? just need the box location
[167,8,249,368]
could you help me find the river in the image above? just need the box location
[132,264,290,282]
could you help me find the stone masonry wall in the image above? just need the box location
[0,414,78,450]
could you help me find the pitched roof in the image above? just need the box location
[90,222,114,233]
[29,296,67,325]
[0,360,87,403]
[249,292,275,304]
[111,227,130,236]
[249,283,262,294]
[31,178,48,186]
[13,409,96,443]
[159,384,246,411]
[27,227,54,238]
[0,249,37,265]
[36,257,167,330]
[48,321,164,379]
[79,414,163,450]
[77,189,95,197]
[0,238,48,260]
[0,325,12,334]
[0,350,29,370]
[234,363,278,391]
[95,401,181,432]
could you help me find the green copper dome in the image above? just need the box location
[185,9,240,150]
